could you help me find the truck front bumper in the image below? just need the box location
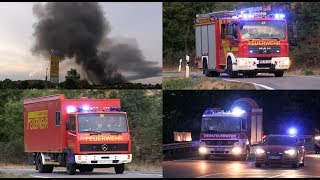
[233,57,290,72]
[199,146,246,155]
[75,154,132,164]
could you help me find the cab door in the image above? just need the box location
[66,115,77,152]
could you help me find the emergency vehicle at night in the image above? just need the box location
[24,94,132,175]
[198,100,263,160]
[194,5,290,77]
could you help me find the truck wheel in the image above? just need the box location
[36,154,53,173]
[114,164,125,174]
[210,71,220,77]
[203,61,210,77]
[67,163,77,175]
[274,71,284,77]
[227,58,238,78]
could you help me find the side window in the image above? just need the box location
[221,24,226,39]
[70,116,76,132]
[66,117,70,130]
[56,112,61,126]
[241,119,246,131]
[233,24,238,39]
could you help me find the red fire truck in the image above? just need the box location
[24,94,132,175]
[198,105,263,160]
[194,6,290,78]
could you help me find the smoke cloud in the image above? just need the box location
[31,2,161,85]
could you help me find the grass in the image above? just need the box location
[286,67,320,76]
[163,77,195,89]
[163,77,256,90]
[0,172,33,178]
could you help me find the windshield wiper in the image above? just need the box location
[80,130,101,135]
[100,131,122,135]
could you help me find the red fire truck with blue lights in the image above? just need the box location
[198,106,263,160]
[24,94,132,175]
[194,5,290,77]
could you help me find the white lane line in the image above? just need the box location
[126,172,162,177]
[31,175,49,178]
[196,172,228,178]
[250,82,275,90]
[222,78,275,90]
[269,169,303,178]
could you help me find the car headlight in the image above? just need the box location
[199,146,208,154]
[315,136,320,140]
[255,148,265,155]
[284,149,296,156]
[232,146,242,154]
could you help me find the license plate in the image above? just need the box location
[215,148,225,151]
[268,156,280,160]
[259,60,271,64]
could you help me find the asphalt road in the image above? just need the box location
[163,154,320,178]
[0,168,162,178]
[163,72,320,90]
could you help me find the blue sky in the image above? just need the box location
[0,2,162,84]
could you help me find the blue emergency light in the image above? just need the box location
[288,127,297,136]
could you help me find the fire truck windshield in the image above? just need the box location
[201,117,242,133]
[240,20,286,40]
[78,113,128,133]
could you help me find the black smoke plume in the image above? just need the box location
[31,2,161,85]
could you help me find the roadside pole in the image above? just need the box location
[186,55,190,78]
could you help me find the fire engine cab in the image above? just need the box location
[194,5,290,78]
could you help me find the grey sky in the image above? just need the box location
[0,2,162,84]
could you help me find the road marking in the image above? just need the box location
[126,172,162,177]
[249,82,275,90]
[269,169,302,178]
[196,172,228,178]
[222,78,274,90]
[31,175,49,178]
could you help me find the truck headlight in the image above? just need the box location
[284,59,290,66]
[315,136,320,140]
[284,149,296,156]
[232,147,242,154]
[255,148,265,155]
[238,59,245,66]
[199,146,208,154]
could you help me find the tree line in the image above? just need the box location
[163,2,320,69]
[0,89,162,165]
[0,69,161,89]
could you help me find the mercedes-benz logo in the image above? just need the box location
[102,144,108,151]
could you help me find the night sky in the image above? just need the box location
[163,90,320,144]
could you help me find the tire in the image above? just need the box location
[67,163,77,175]
[274,71,284,77]
[210,71,220,77]
[115,164,125,174]
[227,58,238,78]
[203,61,210,77]
[255,163,261,167]
[36,154,53,173]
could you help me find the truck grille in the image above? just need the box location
[249,46,280,54]
[80,144,128,152]
[202,140,237,146]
